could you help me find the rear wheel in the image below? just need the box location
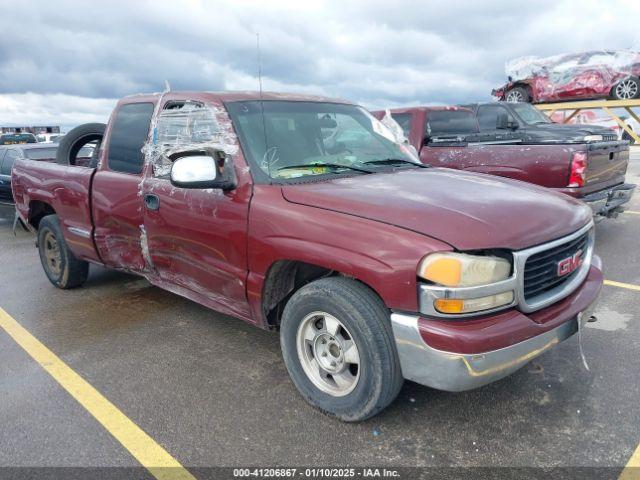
[612,77,640,100]
[504,86,531,103]
[37,215,89,289]
[280,277,403,422]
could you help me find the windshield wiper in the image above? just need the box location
[364,158,429,168]
[277,162,373,174]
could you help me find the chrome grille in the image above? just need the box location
[514,222,594,313]
[523,231,589,300]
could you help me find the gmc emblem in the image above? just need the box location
[557,249,583,277]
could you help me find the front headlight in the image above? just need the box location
[582,135,603,142]
[418,252,514,315]
[418,252,510,287]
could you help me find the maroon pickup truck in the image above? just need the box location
[374,106,634,218]
[12,91,602,421]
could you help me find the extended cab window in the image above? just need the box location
[477,105,506,130]
[426,110,478,136]
[107,102,154,174]
[390,113,412,138]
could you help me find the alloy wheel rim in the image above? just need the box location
[616,79,638,99]
[506,90,524,102]
[296,311,361,397]
[43,231,62,276]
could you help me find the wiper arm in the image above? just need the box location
[364,158,429,168]
[277,162,373,174]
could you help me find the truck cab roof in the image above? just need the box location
[120,90,351,105]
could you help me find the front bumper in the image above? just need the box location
[390,259,602,392]
[582,183,635,216]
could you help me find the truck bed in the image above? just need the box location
[11,159,101,263]
[420,140,629,195]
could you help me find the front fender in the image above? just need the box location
[246,186,452,324]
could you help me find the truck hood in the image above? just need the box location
[281,169,592,251]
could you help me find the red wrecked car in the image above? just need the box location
[493,50,640,103]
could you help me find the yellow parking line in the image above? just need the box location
[619,443,640,480]
[0,307,195,480]
[604,279,640,292]
[624,210,640,215]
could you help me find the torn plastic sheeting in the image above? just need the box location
[143,102,239,177]
[378,110,420,161]
[506,50,640,83]
[380,109,408,145]
[504,50,640,102]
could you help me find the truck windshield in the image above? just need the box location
[510,103,552,125]
[426,110,478,135]
[226,101,419,181]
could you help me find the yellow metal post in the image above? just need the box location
[536,99,640,144]
[563,109,582,124]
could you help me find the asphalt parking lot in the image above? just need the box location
[1,149,639,479]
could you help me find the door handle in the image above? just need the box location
[144,193,160,211]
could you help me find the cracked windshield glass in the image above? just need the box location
[227,101,419,180]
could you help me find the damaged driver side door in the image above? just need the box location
[139,99,254,321]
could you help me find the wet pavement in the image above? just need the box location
[0,149,639,474]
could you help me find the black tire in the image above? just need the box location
[56,123,106,166]
[622,129,636,144]
[37,215,89,289]
[280,277,403,422]
[611,77,640,100]
[503,86,531,103]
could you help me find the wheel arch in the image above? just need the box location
[505,82,533,101]
[260,259,387,328]
[28,200,56,229]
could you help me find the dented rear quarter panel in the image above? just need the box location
[11,159,100,263]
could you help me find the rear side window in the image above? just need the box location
[426,110,478,135]
[25,148,57,160]
[1,149,20,175]
[107,102,154,174]
[390,113,412,137]
[477,105,506,130]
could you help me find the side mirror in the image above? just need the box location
[170,152,236,190]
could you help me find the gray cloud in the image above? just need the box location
[1,0,639,126]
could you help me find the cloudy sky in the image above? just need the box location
[1,0,639,129]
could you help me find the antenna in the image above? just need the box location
[256,33,264,96]
[256,33,272,181]
[163,80,171,93]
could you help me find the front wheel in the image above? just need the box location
[504,86,531,103]
[37,215,89,289]
[612,77,640,100]
[280,277,403,422]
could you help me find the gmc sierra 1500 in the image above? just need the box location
[12,91,602,421]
